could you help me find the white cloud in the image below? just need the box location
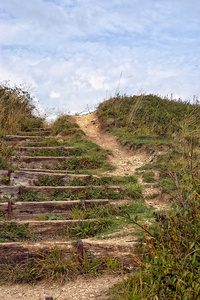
[0,0,200,116]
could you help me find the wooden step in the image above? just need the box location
[14,146,75,151]
[11,156,82,169]
[0,199,109,220]
[16,131,51,136]
[13,146,82,157]
[4,135,44,141]
[0,170,98,186]
[17,168,77,174]
[12,155,78,162]
[31,128,51,132]
[0,219,96,235]
[0,240,138,269]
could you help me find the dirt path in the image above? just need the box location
[0,275,122,300]
[73,112,151,176]
[73,112,170,211]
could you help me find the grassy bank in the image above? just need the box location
[97,94,200,299]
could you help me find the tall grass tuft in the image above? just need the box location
[0,83,44,135]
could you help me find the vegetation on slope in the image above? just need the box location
[0,83,44,169]
[97,94,200,299]
[0,83,44,135]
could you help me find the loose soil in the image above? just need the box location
[72,112,151,176]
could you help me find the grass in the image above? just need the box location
[16,180,142,201]
[36,174,138,187]
[37,175,66,186]
[0,246,121,284]
[96,94,200,299]
[36,213,63,220]
[50,156,112,171]
[0,222,31,242]
[0,83,44,136]
[142,171,155,183]
[109,187,200,299]
[26,147,83,157]
[0,83,44,169]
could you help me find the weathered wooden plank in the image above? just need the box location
[0,219,97,234]
[0,199,109,219]
[0,240,138,269]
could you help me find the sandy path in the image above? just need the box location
[0,275,122,300]
[73,112,151,176]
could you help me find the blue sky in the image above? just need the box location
[0,0,200,116]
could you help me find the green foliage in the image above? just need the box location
[51,156,114,172]
[142,171,155,183]
[97,94,200,138]
[27,138,66,147]
[37,175,66,186]
[0,247,120,284]
[110,181,200,299]
[67,219,114,238]
[0,140,16,170]
[17,187,125,202]
[51,115,79,135]
[27,147,83,157]
[70,175,137,186]
[68,203,115,220]
[0,83,44,135]
[36,213,63,220]
[0,222,31,242]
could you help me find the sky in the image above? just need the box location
[0,0,200,117]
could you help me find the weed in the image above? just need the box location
[27,147,83,157]
[110,176,200,299]
[0,222,31,242]
[51,115,79,135]
[36,214,63,220]
[142,171,155,183]
[67,219,114,238]
[0,83,44,135]
[37,175,66,186]
[0,246,121,284]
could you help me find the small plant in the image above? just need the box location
[51,115,79,135]
[142,171,155,183]
[27,147,83,157]
[67,219,114,238]
[0,174,9,185]
[36,214,63,220]
[0,246,121,284]
[0,222,31,242]
[0,83,44,135]
[110,175,200,299]
[37,175,66,186]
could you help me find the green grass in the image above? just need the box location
[0,83,44,135]
[96,94,200,299]
[36,213,63,220]
[0,246,121,284]
[36,174,138,187]
[0,222,31,242]
[109,189,200,299]
[37,175,66,186]
[27,138,67,147]
[142,171,155,183]
[26,147,83,157]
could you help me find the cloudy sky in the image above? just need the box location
[0,0,200,116]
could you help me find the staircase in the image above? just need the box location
[0,126,139,275]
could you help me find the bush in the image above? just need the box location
[0,83,44,135]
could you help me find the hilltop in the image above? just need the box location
[0,88,200,299]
